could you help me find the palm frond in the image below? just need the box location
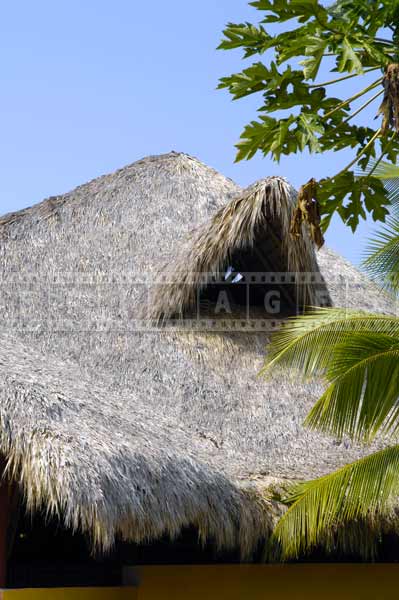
[363,217,399,293]
[307,331,399,440]
[262,308,399,376]
[270,445,399,560]
[262,309,399,440]
[364,161,399,180]
[360,158,399,292]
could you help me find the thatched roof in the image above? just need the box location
[0,152,396,556]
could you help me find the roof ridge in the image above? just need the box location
[0,152,237,232]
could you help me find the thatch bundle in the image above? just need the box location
[0,152,396,556]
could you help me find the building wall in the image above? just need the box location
[133,564,399,600]
[3,565,399,599]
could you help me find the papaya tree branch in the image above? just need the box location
[308,67,380,89]
[323,79,383,120]
[343,89,384,124]
[336,129,382,177]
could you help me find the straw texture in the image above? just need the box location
[0,152,396,554]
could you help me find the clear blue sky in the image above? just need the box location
[1,1,384,264]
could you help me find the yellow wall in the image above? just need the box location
[4,565,399,600]
[1,588,137,600]
[133,564,399,600]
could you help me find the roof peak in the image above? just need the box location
[64,151,222,194]
[0,152,237,230]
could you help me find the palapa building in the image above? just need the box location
[0,152,397,599]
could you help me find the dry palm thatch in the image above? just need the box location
[0,152,397,557]
[0,330,275,556]
[147,175,323,322]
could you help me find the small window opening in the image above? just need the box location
[197,240,299,321]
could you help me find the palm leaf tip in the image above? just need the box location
[269,446,399,561]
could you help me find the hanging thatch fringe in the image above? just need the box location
[0,331,278,556]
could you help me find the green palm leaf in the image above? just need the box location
[364,161,399,180]
[270,445,399,560]
[262,310,399,441]
[307,331,399,441]
[360,161,399,292]
[262,308,399,374]
[363,218,399,293]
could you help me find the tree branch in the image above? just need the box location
[308,67,380,89]
[323,79,382,120]
[337,129,382,177]
[343,89,384,124]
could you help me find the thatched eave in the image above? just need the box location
[0,152,397,558]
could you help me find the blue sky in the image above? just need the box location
[1,1,385,264]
